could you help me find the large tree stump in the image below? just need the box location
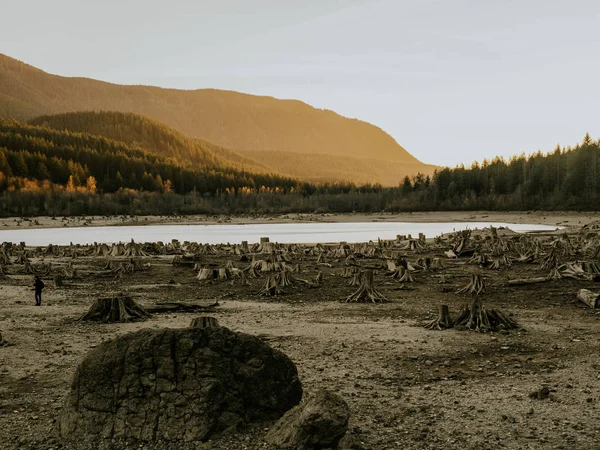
[425,304,453,330]
[190,316,220,328]
[453,297,518,332]
[80,296,152,323]
[345,270,387,303]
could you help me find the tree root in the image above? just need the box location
[425,304,453,330]
[457,273,487,295]
[80,296,152,323]
[345,270,387,303]
[453,297,518,332]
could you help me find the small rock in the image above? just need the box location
[266,389,350,449]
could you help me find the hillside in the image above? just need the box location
[29,111,276,175]
[0,54,435,185]
[0,118,296,195]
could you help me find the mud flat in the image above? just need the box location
[1,224,600,449]
[0,210,595,230]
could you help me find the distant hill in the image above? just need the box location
[0,53,436,185]
[29,111,276,175]
[0,118,296,194]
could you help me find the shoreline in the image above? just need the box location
[0,210,595,231]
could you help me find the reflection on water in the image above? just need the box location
[0,222,561,246]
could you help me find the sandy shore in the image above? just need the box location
[0,210,597,231]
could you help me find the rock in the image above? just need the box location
[59,326,302,443]
[529,386,551,400]
[266,389,350,449]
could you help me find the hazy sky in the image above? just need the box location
[3,0,600,166]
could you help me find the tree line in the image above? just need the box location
[0,117,597,216]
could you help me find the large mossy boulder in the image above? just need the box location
[59,326,302,443]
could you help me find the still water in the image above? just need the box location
[0,222,561,246]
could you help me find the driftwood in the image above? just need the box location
[80,296,152,323]
[507,277,551,286]
[577,289,600,308]
[190,316,220,328]
[345,270,387,303]
[425,304,453,330]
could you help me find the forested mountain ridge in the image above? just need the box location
[0,118,297,195]
[0,53,435,185]
[28,111,277,175]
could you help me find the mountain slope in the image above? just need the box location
[0,53,435,184]
[0,118,296,194]
[29,111,276,175]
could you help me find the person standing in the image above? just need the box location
[34,275,44,306]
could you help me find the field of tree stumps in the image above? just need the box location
[2,223,600,449]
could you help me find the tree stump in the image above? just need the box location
[54,274,65,288]
[197,268,214,280]
[258,275,283,296]
[80,296,152,323]
[345,270,387,303]
[453,297,518,332]
[190,316,220,328]
[425,304,453,330]
[457,273,487,295]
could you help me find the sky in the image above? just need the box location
[2,0,600,166]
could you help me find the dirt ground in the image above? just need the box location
[0,210,598,230]
[1,218,600,449]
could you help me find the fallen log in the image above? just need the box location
[577,289,600,308]
[507,277,551,286]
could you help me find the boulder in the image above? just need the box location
[265,389,350,449]
[59,326,302,443]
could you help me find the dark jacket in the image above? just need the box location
[34,278,45,291]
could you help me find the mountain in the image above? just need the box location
[0,53,435,185]
[29,111,276,175]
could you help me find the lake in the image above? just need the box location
[0,222,561,246]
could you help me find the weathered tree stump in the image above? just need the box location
[258,275,283,296]
[54,274,64,288]
[430,257,445,270]
[277,270,296,287]
[453,297,517,332]
[197,268,214,280]
[345,270,387,303]
[457,273,487,295]
[190,316,220,328]
[80,296,152,323]
[425,304,453,330]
